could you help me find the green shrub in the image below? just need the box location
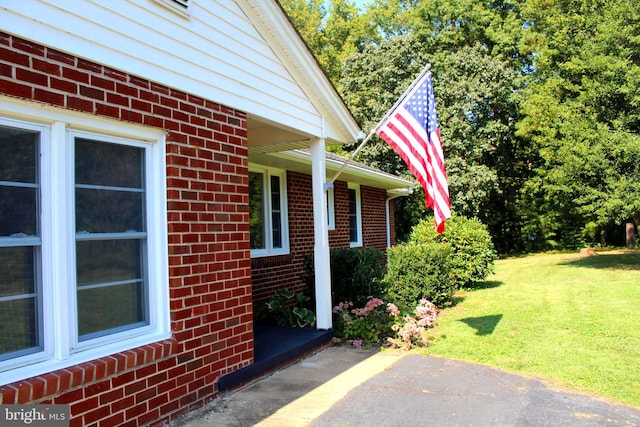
[409,214,497,289]
[257,288,316,327]
[384,242,455,309]
[304,247,387,307]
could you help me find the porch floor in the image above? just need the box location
[218,324,333,392]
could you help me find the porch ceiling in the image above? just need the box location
[247,115,313,153]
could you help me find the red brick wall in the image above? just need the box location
[330,180,352,249]
[252,174,395,310]
[0,33,252,426]
[361,186,391,252]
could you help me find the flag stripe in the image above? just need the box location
[376,71,450,233]
[379,115,430,187]
[378,114,432,200]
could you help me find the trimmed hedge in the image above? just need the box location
[384,242,455,309]
[409,215,497,289]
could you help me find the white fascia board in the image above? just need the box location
[265,150,415,193]
[240,0,362,144]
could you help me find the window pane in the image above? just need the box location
[0,125,41,360]
[249,172,265,249]
[0,246,36,297]
[0,186,37,237]
[0,125,38,183]
[0,297,39,359]
[75,138,143,188]
[76,239,142,286]
[75,137,148,341]
[270,175,282,248]
[77,282,145,339]
[75,188,143,233]
[0,126,38,237]
[349,189,358,242]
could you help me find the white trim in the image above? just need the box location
[240,0,361,143]
[248,165,290,258]
[0,119,51,370]
[0,100,170,386]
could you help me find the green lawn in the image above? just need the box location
[424,249,640,408]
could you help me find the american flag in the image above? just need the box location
[376,72,451,233]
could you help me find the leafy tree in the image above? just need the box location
[280,0,640,251]
[518,0,640,248]
[278,0,378,86]
[339,12,531,252]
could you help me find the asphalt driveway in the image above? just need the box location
[172,346,640,427]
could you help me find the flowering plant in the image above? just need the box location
[332,297,439,350]
[387,299,439,350]
[332,297,394,345]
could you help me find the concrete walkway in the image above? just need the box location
[171,346,640,427]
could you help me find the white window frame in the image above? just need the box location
[249,165,289,258]
[348,183,362,248]
[327,187,335,231]
[0,98,170,386]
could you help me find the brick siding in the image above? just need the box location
[361,186,391,251]
[0,33,252,427]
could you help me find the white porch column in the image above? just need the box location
[310,137,332,330]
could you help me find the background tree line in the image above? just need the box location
[279,0,640,254]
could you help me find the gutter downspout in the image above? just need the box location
[386,189,413,248]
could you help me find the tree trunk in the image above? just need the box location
[626,221,636,249]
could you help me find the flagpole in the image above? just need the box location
[327,63,431,186]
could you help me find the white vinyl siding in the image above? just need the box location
[2,0,323,138]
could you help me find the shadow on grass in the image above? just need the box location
[468,280,503,290]
[560,251,640,270]
[458,314,503,336]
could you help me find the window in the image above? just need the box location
[74,136,148,341]
[326,187,335,230]
[0,124,41,363]
[0,102,169,385]
[348,183,362,247]
[249,167,289,257]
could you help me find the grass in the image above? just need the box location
[423,249,640,408]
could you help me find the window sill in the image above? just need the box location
[0,337,177,402]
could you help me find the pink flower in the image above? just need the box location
[387,303,400,317]
[347,339,363,349]
[332,301,353,314]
